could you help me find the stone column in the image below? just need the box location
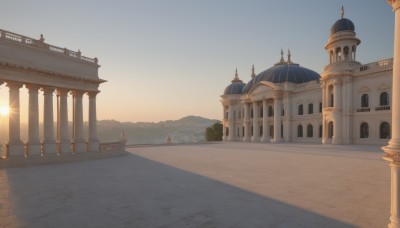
[42,87,57,154]
[26,84,41,156]
[57,88,71,153]
[243,102,250,142]
[72,90,85,152]
[383,1,400,228]
[87,91,100,151]
[252,101,259,142]
[261,99,270,142]
[332,82,342,144]
[227,103,234,141]
[222,105,227,141]
[271,95,282,143]
[283,92,291,142]
[6,82,24,156]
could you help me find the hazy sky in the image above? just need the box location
[0,0,395,122]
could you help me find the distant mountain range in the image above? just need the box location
[97,116,220,144]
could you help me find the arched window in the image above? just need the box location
[281,108,284,116]
[319,102,322,113]
[260,107,263,118]
[251,109,254,118]
[225,108,229,119]
[270,126,274,138]
[238,111,241,119]
[251,125,253,137]
[361,94,369,107]
[380,122,391,139]
[328,121,334,138]
[343,46,349,60]
[360,122,369,138]
[336,47,341,61]
[380,92,389,106]
[308,103,313,114]
[259,126,263,137]
[226,127,229,136]
[297,125,303,137]
[330,50,334,64]
[237,127,240,137]
[298,104,303,115]
[268,106,273,117]
[242,126,244,137]
[319,125,322,138]
[328,85,334,107]
[307,124,313,137]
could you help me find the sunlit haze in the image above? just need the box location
[0,1,394,122]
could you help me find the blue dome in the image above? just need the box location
[242,63,320,93]
[224,79,246,95]
[331,18,355,34]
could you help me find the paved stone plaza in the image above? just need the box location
[0,143,390,227]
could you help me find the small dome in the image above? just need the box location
[223,70,246,95]
[242,63,320,93]
[330,18,355,34]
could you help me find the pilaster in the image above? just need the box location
[261,99,270,142]
[72,90,85,152]
[87,91,100,152]
[57,88,71,154]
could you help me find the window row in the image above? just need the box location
[360,92,389,108]
[297,124,322,138]
[298,103,322,115]
[359,122,390,139]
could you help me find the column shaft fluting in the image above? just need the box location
[57,89,71,153]
[72,90,85,152]
[26,84,41,155]
[87,91,100,152]
[42,87,57,154]
[261,99,269,142]
[272,97,281,143]
[6,82,24,156]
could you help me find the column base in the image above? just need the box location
[261,137,271,142]
[243,137,251,142]
[42,142,58,155]
[58,141,72,154]
[271,138,282,143]
[86,140,100,152]
[332,137,342,145]
[6,141,25,157]
[251,137,260,142]
[27,143,41,156]
[73,141,86,153]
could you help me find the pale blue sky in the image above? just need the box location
[0,0,395,122]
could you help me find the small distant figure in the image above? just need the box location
[165,135,172,144]
[120,130,127,145]
[39,34,45,43]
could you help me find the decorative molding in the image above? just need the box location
[358,86,370,93]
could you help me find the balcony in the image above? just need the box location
[376,106,391,111]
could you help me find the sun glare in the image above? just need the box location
[0,106,9,116]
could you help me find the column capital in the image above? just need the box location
[41,86,55,95]
[87,90,100,98]
[71,90,85,98]
[56,88,70,96]
[272,91,283,100]
[6,81,23,90]
[388,0,400,11]
[25,83,41,92]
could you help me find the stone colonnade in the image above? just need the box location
[226,93,284,143]
[4,81,99,157]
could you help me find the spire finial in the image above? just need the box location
[287,49,292,63]
[232,68,240,81]
[341,5,344,18]
[280,49,285,62]
[251,65,256,78]
[235,68,238,77]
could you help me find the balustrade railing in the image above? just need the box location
[0,29,98,65]
[100,141,125,152]
[376,105,391,111]
[357,107,370,112]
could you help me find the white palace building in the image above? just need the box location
[0,29,106,157]
[221,12,392,145]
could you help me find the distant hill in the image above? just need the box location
[97,116,221,144]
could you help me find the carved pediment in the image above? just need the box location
[358,86,370,93]
[377,83,390,91]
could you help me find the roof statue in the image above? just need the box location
[287,49,292,64]
[280,49,285,63]
[341,5,344,19]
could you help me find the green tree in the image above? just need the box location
[205,122,223,141]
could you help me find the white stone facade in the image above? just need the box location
[0,29,105,157]
[221,13,393,146]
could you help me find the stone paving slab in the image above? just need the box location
[0,142,390,227]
